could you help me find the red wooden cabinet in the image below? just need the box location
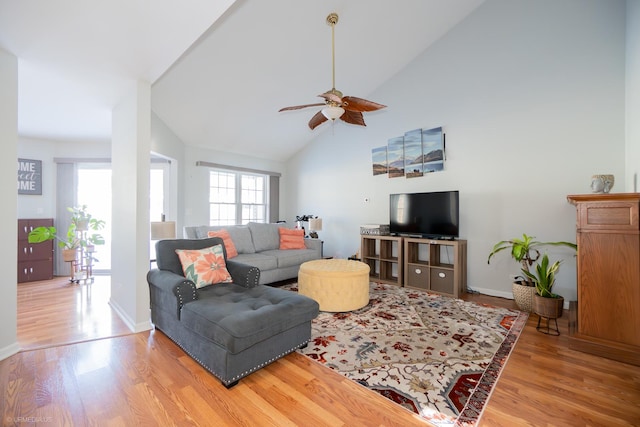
[18,218,54,283]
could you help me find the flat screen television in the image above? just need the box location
[389,191,459,239]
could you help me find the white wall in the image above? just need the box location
[151,112,184,230]
[627,0,640,190]
[110,81,152,332]
[0,48,19,360]
[17,138,111,220]
[284,0,628,302]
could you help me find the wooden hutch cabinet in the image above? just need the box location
[18,218,54,283]
[566,193,640,366]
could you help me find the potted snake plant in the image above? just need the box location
[520,253,565,334]
[487,234,576,312]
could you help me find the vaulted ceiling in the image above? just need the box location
[0,0,484,161]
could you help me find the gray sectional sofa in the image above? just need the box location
[183,222,323,285]
[147,237,320,387]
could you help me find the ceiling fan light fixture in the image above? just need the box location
[279,12,386,129]
[322,105,345,120]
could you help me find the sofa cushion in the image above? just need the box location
[181,283,320,354]
[233,253,278,271]
[261,249,321,269]
[226,226,255,254]
[194,225,255,254]
[207,230,238,258]
[193,225,215,239]
[175,245,233,288]
[278,227,306,249]
[248,222,281,252]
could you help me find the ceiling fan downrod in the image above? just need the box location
[326,13,340,96]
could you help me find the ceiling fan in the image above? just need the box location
[279,13,386,130]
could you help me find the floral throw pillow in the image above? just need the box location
[175,245,233,289]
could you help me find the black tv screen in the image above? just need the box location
[389,191,459,239]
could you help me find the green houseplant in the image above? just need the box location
[28,206,106,261]
[520,253,565,334]
[487,233,576,312]
[66,205,105,248]
[521,253,562,299]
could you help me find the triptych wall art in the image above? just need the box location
[372,127,445,178]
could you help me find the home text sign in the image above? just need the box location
[17,158,42,195]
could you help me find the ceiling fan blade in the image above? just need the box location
[318,91,342,104]
[309,110,329,130]
[341,96,386,112]
[279,102,326,112]
[340,110,366,126]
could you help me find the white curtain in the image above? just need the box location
[55,162,76,276]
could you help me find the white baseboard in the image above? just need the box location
[468,286,513,300]
[135,319,153,333]
[0,342,20,362]
[468,286,570,310]
[109,300,152,333]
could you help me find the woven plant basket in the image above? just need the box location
[62,248,78,262]
[533,294,564,319]
[512,282,536,312]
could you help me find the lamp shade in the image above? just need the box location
[309,218,323,232]
[321,106,345,120]
[151,221,176,240]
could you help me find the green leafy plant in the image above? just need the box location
[487,233,576,287]
[520,254,562,298]
[28,205,106,249]
[28,225,80,249]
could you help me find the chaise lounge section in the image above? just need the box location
[147,237,320,387]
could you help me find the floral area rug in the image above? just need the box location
[283,282,528,426]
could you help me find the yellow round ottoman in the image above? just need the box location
[298,259,370,312]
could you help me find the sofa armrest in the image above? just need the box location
[147,269,198,319]
[304,238,323,256]
[226,259,261,288]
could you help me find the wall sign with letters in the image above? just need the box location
[17,158,42,195]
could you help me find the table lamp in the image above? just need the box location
[308,217,322,239]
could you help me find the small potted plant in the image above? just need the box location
[520,253,565,335]
[487,234,576,312]
[67,205,105,236]
[28,225,81,261]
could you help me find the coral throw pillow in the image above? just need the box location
[207,229,238,258]
[279,228,306,250]
[175,245,233,289]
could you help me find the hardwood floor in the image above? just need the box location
[17,276,131,350]
[4,279,640,426]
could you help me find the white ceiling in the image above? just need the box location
[0,0,484,161]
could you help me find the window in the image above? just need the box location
[77,164,112,271]
[209,170,268,225]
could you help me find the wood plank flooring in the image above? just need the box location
[17,276,131,350]
[4,278,640,426]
